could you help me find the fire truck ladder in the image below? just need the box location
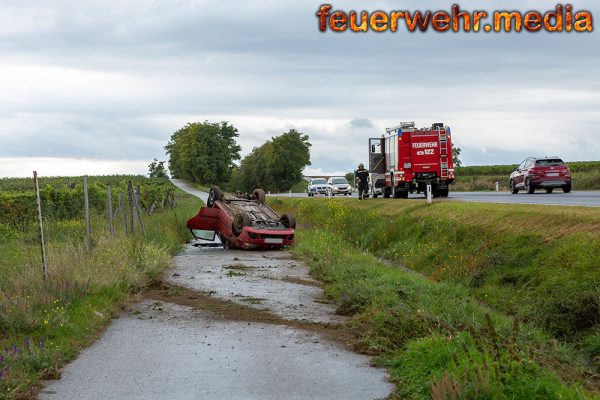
[438,128,449,179]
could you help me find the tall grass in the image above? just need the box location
[271,197,600,398]
[0,187,200,399]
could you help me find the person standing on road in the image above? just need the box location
[355,163,369,200]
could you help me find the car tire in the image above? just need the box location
[563,184,572,193]
[526,178,535,194]
[252,189,266,203]
[510,180,519,194]
[232,212,250,237]
[545,188,554,194]
[280,214,296,229]
[208,186,223,207]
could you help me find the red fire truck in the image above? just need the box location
[368,122,455,198]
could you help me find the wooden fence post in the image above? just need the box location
[134,191,147,240]
[128,181,135,235]
[107,184,114,236]
[33,171,48,283]
[84,175,91,251]
[120,192,128,235]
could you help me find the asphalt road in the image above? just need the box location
[273,190,600,207]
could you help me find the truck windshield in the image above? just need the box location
[331,178,348,184]
[536,159,564,167]
[311,179,327,184]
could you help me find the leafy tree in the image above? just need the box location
[345,172,355,184]
[232,129,311,192]
[148,159,168,179]
[165,121,241,184]
[452,144,463,168]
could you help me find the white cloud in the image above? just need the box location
[0,157,148,178]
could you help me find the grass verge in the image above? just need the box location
[0,187,201,399]
[271,197,600,398]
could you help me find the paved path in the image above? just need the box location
[38,181,393,400]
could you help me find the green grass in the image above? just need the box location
[271,197,600,398]
[0,185,201,399]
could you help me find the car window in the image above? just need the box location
[331,178,348,184]
[524,159,533,169]
[535,159,564,167]
[518,160,526,170]
[311,179,327,184]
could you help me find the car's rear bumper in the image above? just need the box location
[531,179,571,188]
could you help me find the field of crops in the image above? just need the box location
[454,161,600,191]
[0,175,175,229]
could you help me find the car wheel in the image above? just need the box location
[525,178,535,194]
[232,212,250,237]
[208,186,222,207]
[563,184,572,193]
[252,188,266,203]
[280,214,296,229]
[545,188,554,194]
[510,180,519,194]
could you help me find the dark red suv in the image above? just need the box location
[509,157,572,194]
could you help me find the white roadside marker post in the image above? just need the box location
[495,181,499,192]
[426,184,433,204]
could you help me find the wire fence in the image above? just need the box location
[0,173,176,282]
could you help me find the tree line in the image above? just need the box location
[165,121,311,192]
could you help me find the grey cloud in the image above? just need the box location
[350,118,375,129]
[0,0,598,171]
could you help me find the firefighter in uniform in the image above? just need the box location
[355,163,369,200]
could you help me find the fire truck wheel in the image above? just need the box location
[252,189,266,203]
[399,190,409,199]
[207,186,223,208]
[440,188,449,197]
[280,214,296,229]
[392,182,400,198]
[232,212,251,237]
[383,188,390,198]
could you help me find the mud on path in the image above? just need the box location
[38,243,393,400]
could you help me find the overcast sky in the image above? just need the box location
[1,0,598,177]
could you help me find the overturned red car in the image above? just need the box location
[186,186,296,250]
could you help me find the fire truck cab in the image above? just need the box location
[369,122,455,199]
